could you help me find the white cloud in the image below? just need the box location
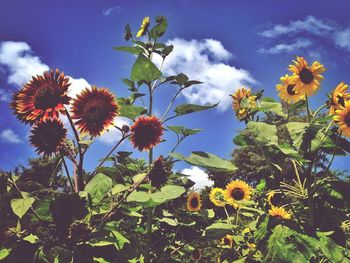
[181,166,213,190]
[259,16,334,38]
[98,117,132,145]
[102,6,122,16]
[334,27,350,51]
[258,38,313,54]
[0,129,22,144]
[0,88,10,101]
[0,41,49,86]
[154,38,255,111]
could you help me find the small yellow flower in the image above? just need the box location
[221,234,234,248]
[209,188,226,207]
[242,227,251,235]
[186,192,202,212]
[230,87,256,121]
[269,206,292,219]
[225,180,252,208]
[248,243,256,250]
[328,82,350,116]
[333,100,350,137]
[267,190,283,207]
[276,74,304,104]
[136,16,150,37]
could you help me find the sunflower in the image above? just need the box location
[288,56,326,97]
[191,248,202,262]
[186,192,202,212]
[148,156,171,188]
[29,119,67,156]
[11,69,71,124]
[230,87,256,121]
[71,86,119,137]
[225,180,252,208]
[328,82,350,116]
[268,206,292,220]
[209,188,226,207]
[276,74,304,104]
[136,16,150,37]
[333,100,350,137]
[130,116,164,151]
[267,190,284,207]
[221,234,234,248]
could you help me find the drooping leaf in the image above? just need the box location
[174,103,218,117]
[111,231,130,250]
[113,46,143,55]
[205,223,233,238]
[11,196,35,219]
[84,173,113,205]
[131,54,162,82]
[167,126,202,137]
[247,122,278,146]
[116,98,147,120]
[259,98,287,118]
[111,184,130,195]
[318,233,350,262]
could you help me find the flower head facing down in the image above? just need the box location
[11,69,71,124]
[225,180,252,208]
[276,74,304,104]
[130,116,164,151]
[269,206,292,220]
[30,119,67,156]
[136,16,150,37]
[148,156,171,188]
[267,190,284,207]
[221,234,234,248]
[288,56,326,97]
[187,192,202,212]
[209,187,226,207]
[328,82,350,116]
[333,100,350,137]
[230,87,256,121]
[71,86,119,137]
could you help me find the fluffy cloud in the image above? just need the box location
[102,6,122,16]
[153,38,255,111]
[258,38,313,54]
[0,89,10,101]
[0,129,22,144]
[98,117,132,145]
[0,41,49,86]
[334,27,350,51]
[181,166,213,190]
[259,16,334,38]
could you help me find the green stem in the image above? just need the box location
[60,152,75,192]
[224,207,232,225]
[306,160,315,227]
[305,94,312,122]
[161,87,182,122]
[312,104,327,119]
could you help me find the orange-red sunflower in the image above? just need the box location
[29,119,67,156]
[11,69,71,124]
[71,86,119,137]
[328,82,350,116]
[333,100,350,137]
[130,116,164,151]
[288,56,326,97]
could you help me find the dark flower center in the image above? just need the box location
[337,95,345,107]
[345,113,350,127]
[224,237,231,246]
[34,84,61,109]
[299,68,314,84]
[231,188,244,201]
[287,84,296,95]
[83,100,105,122]
[190,197,199,208]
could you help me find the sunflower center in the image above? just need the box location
[287,84,296,95]
[224,237,231,246]
[337,95,345,107]
[345,113,350,127]
[270,193,283,206]
[299,68,314,84]
[83,100,105,122]
[231,188,244,201]
[190,197,199,208]
[34,84,60,109]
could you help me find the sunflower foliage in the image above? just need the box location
[2,16,350,263]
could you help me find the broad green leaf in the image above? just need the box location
[131,54,162,82]
[151,185,185,204]
[247,122,278,146]
[318,233,350,262]
[167,126,202,136]
[111,230,130,250]
[174,103,218,117]
[116,98,147,120]
[84,173,113,205]
[254,216,270,244]
[171,151,236,172]
[111,184,130,195]
[133,173,147,184]
[11,197,35,219]
[0,248,12,260]
[127,191,151,203]
[205,223,233,238]
[23,234,39,244]
[285,122,308,151]
[259,98,287,118]
[122,78,135,90]
[32,197,52,222]
[233,134,252,146]
[88,237,116,247]
[159,217,178,226]
[150,16,167,38]
[113,46,143,55]
[175,73,189,85]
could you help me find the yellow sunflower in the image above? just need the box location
[230,87,256,121]
[333,100,350,137]
[186,192,202,212]
[267,190,284,207]
[136,16,150,37]
[276,74,304,104]
[328,82,350,116]
[225,180,252,208]
[288,56,326,97]
[221,234,234,248]
[268,206,292,219]
[209,188,226,207]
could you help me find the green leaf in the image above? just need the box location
[150,16,168,38]
[318,234,350,263]
[175,73,189,85]
[127,191,151,203]
[233,134,252,146]
[133,173,147,184]
[131,54,162,82]
[167,126,202,137]
[11,196,35,219]
[151,185,185,204]
[171,151,236,172]
[205,223,233,238]
[259,99,287,118]
[111,184,130,195]
[23,234,39,244]
[111,231,130,250]
[247,122,278,146]
[113,46,143,55]
[116,98,147,120]
[32,197,52,222]
[159,217,178,226]
[174,103,218,117]
[0,248,12,260]
[84,173,113,205]
[122,78,135,91]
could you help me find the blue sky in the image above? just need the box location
[1,0,349,184]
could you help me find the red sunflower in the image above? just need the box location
[30,119,67,156]
[130,116,164,151]
[11,69,71,124]
[71,86,119,137]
